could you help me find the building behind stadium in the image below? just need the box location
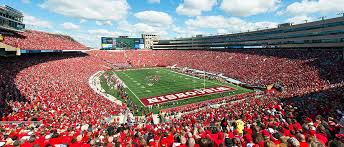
[0,5,25,56]
[1,4,344,56]
[152,16,344,50]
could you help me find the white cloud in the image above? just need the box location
[65,29,122,48]
[96,20,113,26]
[134,11,173,26]
[40,0,130,21]
[287,15,313,24]
[88,29,118,36]
[285,0,344,15]
[276,11,284,16]
[172,26,205,38]
[176,0,217,16]
[24,14,53,29]
[186,16,232,29]
[21,0,30,4]
[67,32,100,48]
[185,15,278,33]
[117,21,168,37]
[71,34,97,48]
[80,19,87,23]
[254,21,278,30]
[220,0,281,16]
[217,29,227,34]
[62,22,80,30]
[147,0,160,4]
[66,20,170,48]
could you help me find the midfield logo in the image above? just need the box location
[145,75,161,86]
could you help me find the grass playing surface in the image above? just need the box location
[100,68,253,114]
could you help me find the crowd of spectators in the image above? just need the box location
[0,49,343,146]
[102,72,148,115]
[2,30,87,50]
[120,49,344,99]
[0,53,123,145]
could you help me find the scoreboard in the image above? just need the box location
[101,37,115,50]
[101,37,144,50]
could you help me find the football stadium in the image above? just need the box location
[99,68,252,114]
[0,1,344,147]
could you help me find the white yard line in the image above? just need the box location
[112,67,164,72]
[113,71,146,106]
[167,69,222,86]
[115,68,233,107]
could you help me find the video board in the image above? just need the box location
[101,37,115,50]
[115,38,144,49]
[101,37,144,50]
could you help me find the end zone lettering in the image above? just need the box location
[140,86,236,106]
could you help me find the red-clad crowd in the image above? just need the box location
[2,30,87,50]
[119,49,344,98]
[0,49,343,147]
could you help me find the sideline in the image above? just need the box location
[88,71,123,105]
[114,71,146,106]
[168,69,230,87]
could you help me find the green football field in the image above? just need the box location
[100,68,253,114]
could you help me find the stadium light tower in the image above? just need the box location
[337,12,344,17]
[318,16,326,21]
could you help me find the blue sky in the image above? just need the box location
[2,0,343,48]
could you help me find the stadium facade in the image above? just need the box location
[0,5,25,32]
[0,5,25,56]
[153,16,344,49]
[142,34,159,49]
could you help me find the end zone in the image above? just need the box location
[140,86,236,106]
